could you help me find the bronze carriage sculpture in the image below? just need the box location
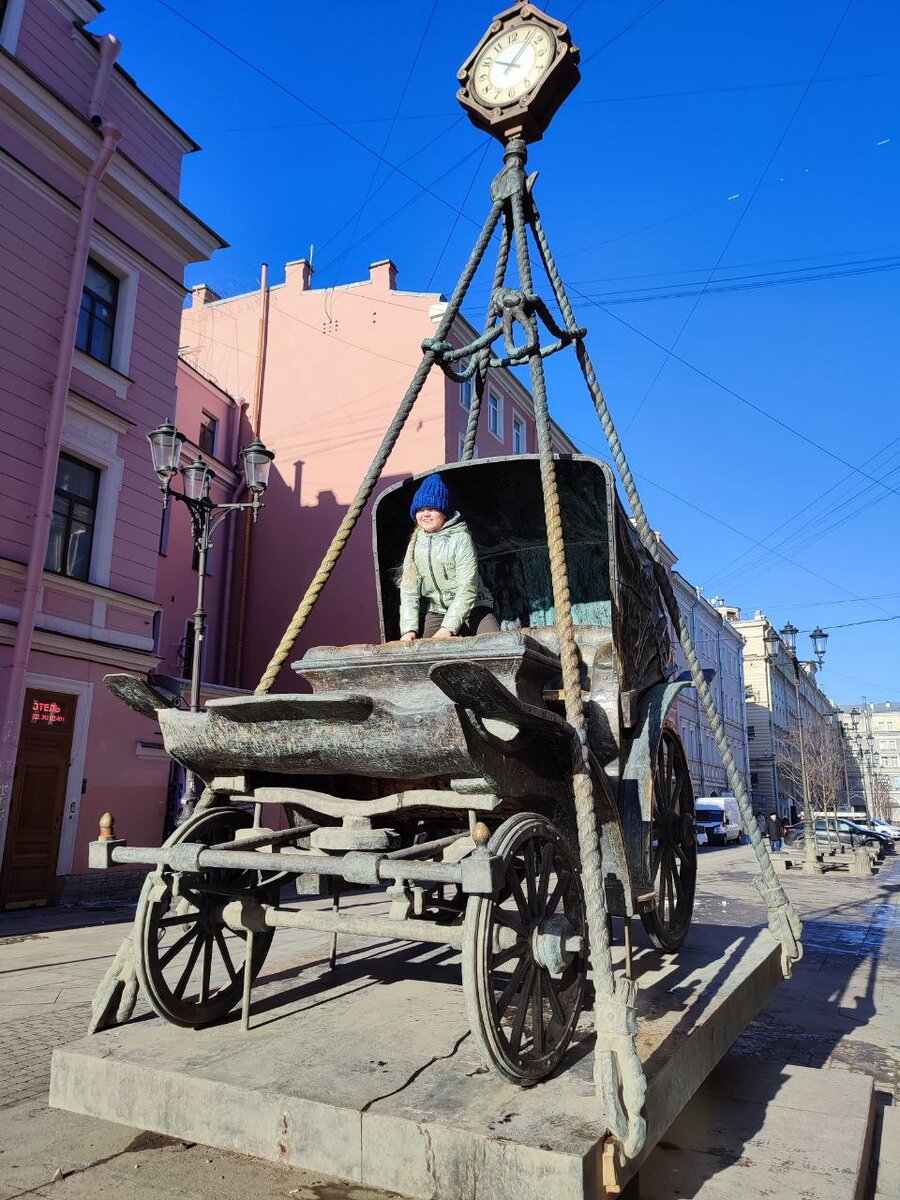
[97,453,698,1086]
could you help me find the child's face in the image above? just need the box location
[416,507,447,533]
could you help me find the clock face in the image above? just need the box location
[471,23,555,108]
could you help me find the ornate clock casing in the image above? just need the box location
[456,3,581,144]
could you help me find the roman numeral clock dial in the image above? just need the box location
[457,3,581,144]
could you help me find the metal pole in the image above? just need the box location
[794,661,822,875]
[180,491,210,819]
[189,501,210,715]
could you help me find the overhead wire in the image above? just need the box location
[164,0,897,621]
[322,0,441,296]
[621,0,857,433]
[152,0,478,225]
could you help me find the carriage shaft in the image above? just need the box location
[95,841,501,895]
[222,900,466,950]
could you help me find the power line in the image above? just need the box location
[578,256,900,305]
[581,0,670,64]
[427,142,492,290]
[152,0,476,226]
[581,296,900,508]
[621,0,857,433]
[161,0,899,608]
[323,0,441,294]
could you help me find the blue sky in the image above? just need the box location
[92,1,899,703]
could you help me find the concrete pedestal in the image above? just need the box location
[50,915,782,1200]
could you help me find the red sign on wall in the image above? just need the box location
[30,699,68,728]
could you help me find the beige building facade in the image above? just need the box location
[727,608,839,822]
[837,702,900,823]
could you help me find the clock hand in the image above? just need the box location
[503,41,528,76]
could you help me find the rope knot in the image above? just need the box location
[752,874,804,977]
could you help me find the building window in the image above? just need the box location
[460,380,471,411]
[512,413,526,454]
[747,724,755,739]
[45,454,100,581]
[198,413,218,458]
[488,392,503,440]
[750,773,759,787]
[884,739,898,751]
[76,259,119,366]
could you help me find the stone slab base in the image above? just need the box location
[641,1056,875,1200]
[50,917,782,1200]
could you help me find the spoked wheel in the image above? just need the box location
[463,812,588,1085]
[641,726,697,952]
[135,807,279,1027]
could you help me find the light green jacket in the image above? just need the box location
[399,515,486,635]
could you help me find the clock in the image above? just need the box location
[457,3,581,144]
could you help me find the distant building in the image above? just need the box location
[728,608,838,822]
[649,553,750,800]
[0,0,224,907]
[837,701,900,822]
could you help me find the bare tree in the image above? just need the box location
[775,713,847,832]
[872,772,894,823]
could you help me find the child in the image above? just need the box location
[399,473,498,641]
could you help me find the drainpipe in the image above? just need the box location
[0,116,123,861]
[88,35,121,127]
[233,263,269,686]
[217,397,249,683]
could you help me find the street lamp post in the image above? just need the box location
[764,621,828,875]
[146,421,275,817]
[849,706,870,818]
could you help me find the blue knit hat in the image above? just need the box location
[410,473,450,520]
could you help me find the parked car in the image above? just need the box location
[839,818,893,852]
[870,819,900,841]
[694,796,742,846]
[784,817,892,854]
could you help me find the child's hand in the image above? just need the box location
[433,627,453,640]
[400,631,417,642]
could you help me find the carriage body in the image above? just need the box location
[98,455,698,1080]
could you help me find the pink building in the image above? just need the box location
[0,0,224,907]
[179,258,577,692]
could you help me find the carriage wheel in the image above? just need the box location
[640,726,697,952]
[463,813,588,1085]
[135,807,278,1027]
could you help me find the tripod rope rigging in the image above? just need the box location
[254,135,802,1161]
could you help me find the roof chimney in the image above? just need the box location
[369,259,398,291]
[285,258,314,291]
[190,283,220,307]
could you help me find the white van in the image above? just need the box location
[694,796,743,846]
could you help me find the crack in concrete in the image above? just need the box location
[360,1029,471,1114]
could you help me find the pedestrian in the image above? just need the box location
[399,473,499,641]
[766,811,784,853]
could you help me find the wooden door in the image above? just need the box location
[0,688,77,908]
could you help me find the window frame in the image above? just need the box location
[76,259,120,367]
[459,379,472,412]
[512,410,527,454]
[487,391,503,442]
[198,412,219,459]
[45,453,101,582]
